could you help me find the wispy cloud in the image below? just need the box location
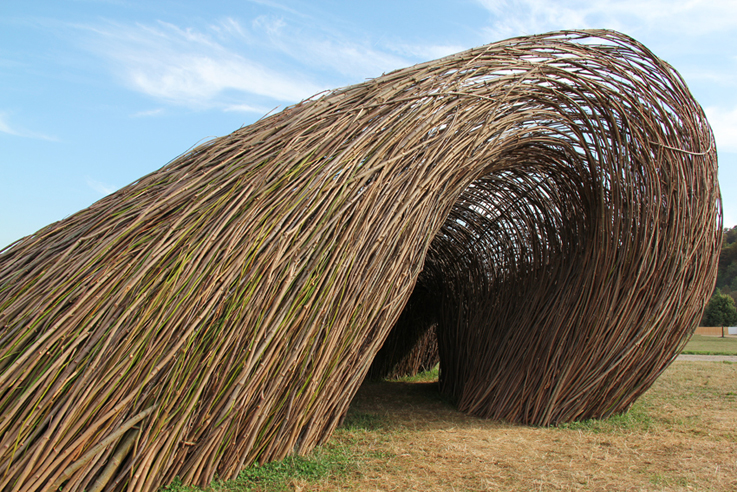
[75,11,466,113]
[474,0,737,38]
[705,106,737,153]
[0,114,25,137]
[472,0,737,97]
[476,0,598,39]
[224,104,271,114]
[0,112,59,141]
[680,68,737,88]
[86,177,117,195]
[244,0,306,18]
[77,20,326,108]
[385,43,469,62]
[131,108,164,118]
[245,15,413,79]
[241,12,466,78]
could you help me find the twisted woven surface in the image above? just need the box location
[0,30,721,491]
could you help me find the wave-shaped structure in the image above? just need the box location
[0,30,721,491]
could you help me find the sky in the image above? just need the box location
[1,0,736,248]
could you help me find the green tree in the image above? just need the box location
[701,292,737,327]
[725,225,737,246]
[713,226,737,291]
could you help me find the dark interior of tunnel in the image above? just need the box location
[367,145,597,419]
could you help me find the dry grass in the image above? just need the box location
[296,361,737,491]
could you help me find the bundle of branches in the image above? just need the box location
[0,30,720,491]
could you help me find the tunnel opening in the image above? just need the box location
[368,143,596,423]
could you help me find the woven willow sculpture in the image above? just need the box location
[0,30,721,491]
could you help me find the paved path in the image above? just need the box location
[676,354,737,362]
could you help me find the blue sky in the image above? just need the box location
[1,0,735,248]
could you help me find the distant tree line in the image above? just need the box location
[701,225,737,327]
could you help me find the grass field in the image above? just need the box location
[683,334,737,355]
[163,359,737,491]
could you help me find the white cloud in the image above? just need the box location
[476,0,596,39]
[244,0,306,18]
[680,68,737,88]
[474,0,737,39]
[706,106,737,154]
[223,104,270,114]
[0,112,59,141]
[76,14,452,111]
[252,15,287,36]
[86,177,117,195]
[244,15,412,79]
[0,114,23,136]
[74,0,507,116]
[78,20,326,108]
[294,38,409,78]
[131,108,164,118]
[123,50,316,103]
[209,17,249,41]
[386,43,469,62]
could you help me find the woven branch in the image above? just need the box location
[0,29,721,491]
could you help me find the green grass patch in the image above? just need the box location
[556,402,654,433]
[682,334,737,355]
[234,448,349,491]
[161,440,356,492]
[160,411,393,491]
[390,364,440,383]
[649,473,690,488]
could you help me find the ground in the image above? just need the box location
[165,337,737,492]
[682,334,737,356]
[326,361,736,491]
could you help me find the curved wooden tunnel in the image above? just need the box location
[0,30,721,491]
